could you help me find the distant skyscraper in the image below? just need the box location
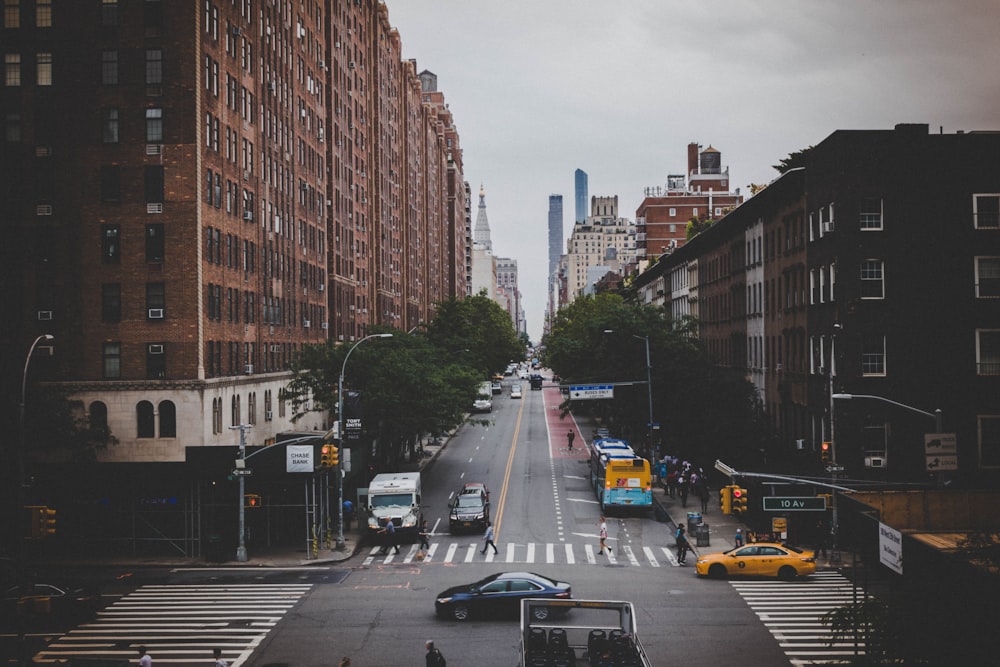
[548,195,564,278]
[575,169,589,224]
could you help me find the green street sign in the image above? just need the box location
[762,496,827,511]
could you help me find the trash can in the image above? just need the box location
[696,523,711,547]
[687,512,702,533]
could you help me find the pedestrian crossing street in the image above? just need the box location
[33,584,312,667]
[731,571,869,665]
[361,540,686,567]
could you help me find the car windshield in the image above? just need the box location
[456,495,484,508]
[370,493,412,508]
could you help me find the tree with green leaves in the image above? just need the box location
[544,293,765,466]
[424,293,525,378]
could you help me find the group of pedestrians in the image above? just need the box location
[136,638,443,667]
[660,456,710,512]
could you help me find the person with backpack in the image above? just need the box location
[425,640,446,667]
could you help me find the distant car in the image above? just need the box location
[510,384,523,399]
[2,583,102,621]
[435,572,572,621]
[529,374,543,390]
[518,370,529,380]
[473,397,493,413]
[695,542,817,580]
[450,486,490,532]
[491,381,503,395]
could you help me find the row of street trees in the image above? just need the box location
[542,292,767,467]
[282,294,524,470]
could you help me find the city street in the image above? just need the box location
[4,383,861,667]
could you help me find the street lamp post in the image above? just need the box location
[17,333,54,667]
[603,330,654,458]
[336,333,392,551]
[832,393,942,433]
[229,424,250,562]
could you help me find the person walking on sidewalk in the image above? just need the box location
[675,523,690,564]
[566,429,575,450]
[734,528,744,547]
[599,516,609,555]
[481,521,498,555]
[137,646,152,667]
[425,640,446,667]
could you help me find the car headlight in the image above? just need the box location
[401,517,416,528]
[696,559,708,565]
[475,513,484,520]
[436,597,452,604]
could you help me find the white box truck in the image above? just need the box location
[366,472,422,539]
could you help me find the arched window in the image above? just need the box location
[89,401,108,430]
[213,397,222,434]
[232,394,241,426]
[137,401,155,438]
[158,400,176,437]
[248,392,256,425]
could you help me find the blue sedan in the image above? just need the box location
[435,572,572,621]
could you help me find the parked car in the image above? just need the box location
[473,397,493,413]
[695,542,817,580]
[450,485,490,532]
[510,384,523,399]
[435,572,572,621]
[492,380,503,395]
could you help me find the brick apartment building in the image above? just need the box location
[635,143,743,262]
[1,1,469,553]
[635,124,1000,487]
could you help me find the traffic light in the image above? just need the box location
[719,485,733,514]
[321,444,339,468]
[41,507,56,536]
[26,506,44,538]
[244,493,262,508]
[821,441,831,462]
[731,487,749,515]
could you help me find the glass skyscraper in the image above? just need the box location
[575,169,589,224]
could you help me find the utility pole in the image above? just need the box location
[230,424,249,562]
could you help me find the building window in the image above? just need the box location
[145,107,162,142]
[144,165,163,203]
[4,111,20,142]
[102,108,119,143]
[136,400,154,438]
[100,165,120,202]
[100,50,118,85]
[248,392,256,425]
[102,342,121,379]
[859,197,883,230]
[973,194,1000,229]
[861,337,886,376]
[4,0,20,29]
[976,257,1000,298]
[101,0,118,26]
[977,330,1000,376]
[36,52,51,85]
[35,0,51,27]
[146,282,165,316]
[144,0,163,32]
[101,283,121,322]
[147,343,166,379]
[145,50,162,84]
[212,397,222,434]
[5,53,21,86]
[158,400,175,437]
[980,416,1000,468]
[89,401,108,431]
[860,259,884,299]
[146,224,164,261]
[231,395,240,427]
[101,224,120,263]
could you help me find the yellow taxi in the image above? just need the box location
[695,542,817,580]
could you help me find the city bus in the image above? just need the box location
[590,440,652,513]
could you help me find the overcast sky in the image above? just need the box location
[386,0,1000,343]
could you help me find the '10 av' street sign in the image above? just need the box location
[762,496,828,511]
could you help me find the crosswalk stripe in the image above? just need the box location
[642,546,660,567]
[34,584,311,667]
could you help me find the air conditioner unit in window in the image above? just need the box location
[243,211,253,221]
[232,27,242,36]
[303,320,311,328]
[244,364,254,374]
[321,322,328,329]
[823,221,835,233]
[270,344,280,352]
[775,363,783,372]
[147,203,163,214]
[148,344,164,354]
[148,308,165,319]
[266,410,273,420]
[318,283,325,291]
[865,456,885,469]
[37,310,53,321]
[268,82,276,93]
[349,61,356,69]
[145,144,162,155]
